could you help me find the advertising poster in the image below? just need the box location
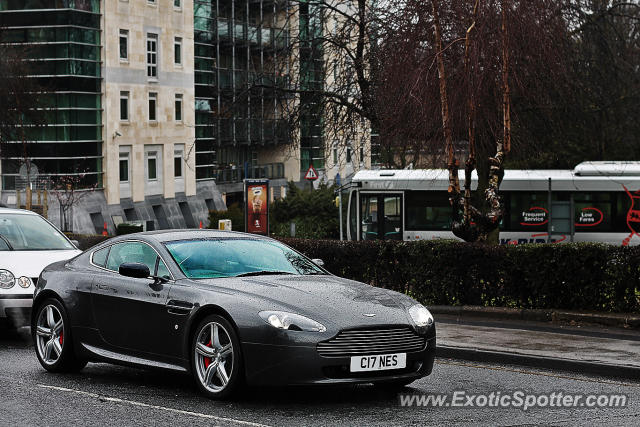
[244,179,269,235]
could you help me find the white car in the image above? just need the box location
[0,207,81,328]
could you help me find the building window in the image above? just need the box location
[120,91,129,121]
[174,37,182,65]
[174,0,181,8]
[148,0,156,4]
[174,151,183,178]
[149,92,157,121]
[347,147,352,163]
[147,33,158,78]
[147,152,157,181]
[119,153,129,183]
[333,147,338,164]
[360,147,364,163]
[119,29,128,61]
[175,94,182,121]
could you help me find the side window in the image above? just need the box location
[106,242,159,274]
[405,191,451,231]
[156,258,171,280]
[92,247,110,267]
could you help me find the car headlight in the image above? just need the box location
[0,270,15,289]
[17,276,32,289]
[409,304,434,328]
[259,311,326,332]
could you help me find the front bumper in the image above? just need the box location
[0,294,33,326]
[243,336,436,386]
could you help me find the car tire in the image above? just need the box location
[33,298,87,373]
[191,314,244,400]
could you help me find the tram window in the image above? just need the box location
[614,192,633,233]
[506,192,548,231]
[574,192,613,232]
[361,195,379,240]
[383,195,402,240]
[506,191,624,233]
[405,191,450,231]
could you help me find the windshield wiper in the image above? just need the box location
[0,234,13,251]
[235,270,295,277]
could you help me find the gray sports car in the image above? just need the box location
[32,230,436,399]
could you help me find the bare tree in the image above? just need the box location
[374,0,570,242]
[513,0,640,168]
[49,175,97,232]
[250,0,396,169]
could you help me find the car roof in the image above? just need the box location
[110,229,268,244]
[0,207,40,216]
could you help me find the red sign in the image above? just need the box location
[304,165,318,181]
[623,185,640,246]
[245,180,269,235]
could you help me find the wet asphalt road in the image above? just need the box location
[1,327,639,427]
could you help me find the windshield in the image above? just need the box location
[165,238,325,279]
[0,213,75,251]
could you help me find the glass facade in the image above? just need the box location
[0,1,102,190]
[299,0,324,171]
[193,0,291,182]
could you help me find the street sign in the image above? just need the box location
[304,165,319,181]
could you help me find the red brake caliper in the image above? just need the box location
[204,340,212,368]
[59,331,63,345]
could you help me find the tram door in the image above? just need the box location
[360,194,403,240]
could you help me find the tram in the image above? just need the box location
[345,162,640,245]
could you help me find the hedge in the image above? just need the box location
[65,233,110,250]
[66,233,640,313]
[278,239,640,314]
[208,203,245,232]
[116,223,144,235]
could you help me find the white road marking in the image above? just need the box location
[37,384,272,427]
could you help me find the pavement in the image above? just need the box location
[2,327,639,426]
[435,311,640,380]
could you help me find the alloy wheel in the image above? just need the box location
[194,321,234,393]
[36,305,64,365]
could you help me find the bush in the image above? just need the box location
[116,223,144,235]
[278,238,640,314]
[65,233,110,250]
[270,182,338,239]
[208,203,245,232]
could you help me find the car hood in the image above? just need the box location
[0,250,81,278]
[198,274,417,328]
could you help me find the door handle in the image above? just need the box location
[167,300,193,315]
[95,283,116,293]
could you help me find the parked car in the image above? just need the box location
[32,230,436,399]
[0,207,81,328]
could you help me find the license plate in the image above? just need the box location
[350,353,407,372]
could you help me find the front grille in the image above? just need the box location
[317,326,426,358]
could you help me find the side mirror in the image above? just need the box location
[119,262,150,279]
[311,258,325,267]
[70,239,80,248]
